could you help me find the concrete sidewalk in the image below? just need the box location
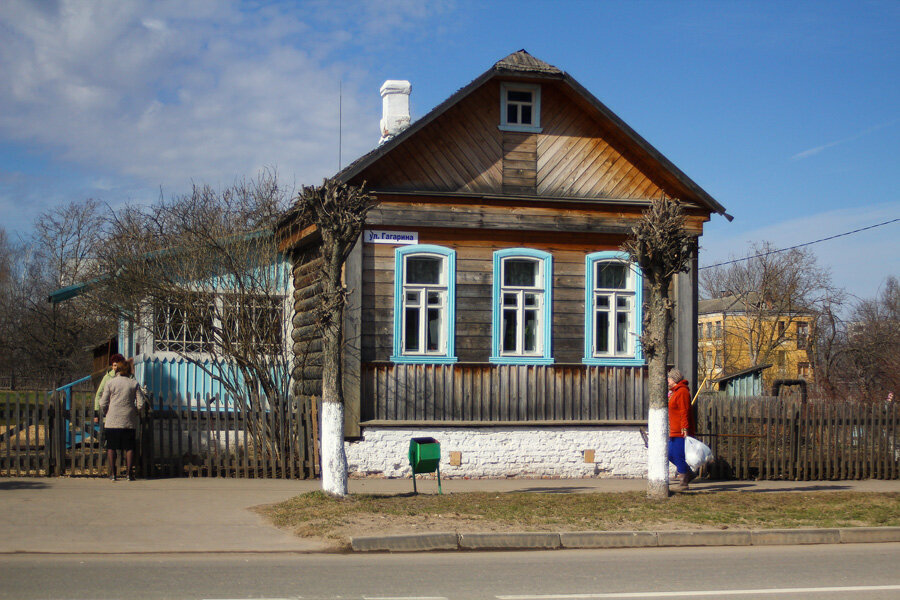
[1,476,898,554]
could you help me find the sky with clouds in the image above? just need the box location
[0,0,897,300]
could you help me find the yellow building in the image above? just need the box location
[698,295,814,389]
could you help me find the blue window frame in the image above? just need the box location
[583,251,644,366]
[499,82,542,133]
[490,248,553,365]
[391,245,457,364]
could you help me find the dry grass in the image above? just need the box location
[258,490,900,548]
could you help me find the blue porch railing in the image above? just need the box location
[53,375,95,449]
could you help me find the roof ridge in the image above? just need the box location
[493,49,562,74]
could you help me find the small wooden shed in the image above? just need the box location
[712,364,772,397]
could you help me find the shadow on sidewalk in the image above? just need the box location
[697,481,853,493]
[519,486,594,493]
[0,480,48,490]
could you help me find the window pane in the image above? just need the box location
[524,310,537,352]
[507,104,518,124]
[427,291,441,306]
[502,309,518,352]
[596,263,627,289]
[520,104,532,125]
[404,307,419,352]
[406,257,441,284]
[503,293,517,307]
[406,291,419,305]
[596,294,610,309]
[427,308,441,352]
[524,293,537,307]
[508,90,532,102]
[504,259,537,286]
[595,312,609,353]
[616,296,629,309]
[616,310,630,353]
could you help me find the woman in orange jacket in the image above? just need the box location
[667,368,696,490]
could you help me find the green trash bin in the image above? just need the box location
[408,437,442,494]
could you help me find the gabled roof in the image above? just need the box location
[336,50,729,218]
[699,294,751,314]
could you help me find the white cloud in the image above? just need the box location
[700,202,900,301]
[0,0,441,204]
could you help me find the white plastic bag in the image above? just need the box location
[684,435,713,471]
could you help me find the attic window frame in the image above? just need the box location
[499,82,542,133]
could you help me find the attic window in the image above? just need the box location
[500,83,541,133]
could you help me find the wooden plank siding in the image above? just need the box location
[361,363,649,423]
[366,200,709,236]
[360,81,504,193]
[502,131,537,193]
[361,233,654,365]
[357,79,677,204]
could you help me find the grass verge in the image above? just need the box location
[258,490,900,548]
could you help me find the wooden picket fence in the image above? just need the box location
[0,391,320,479]
[695,395,900,480]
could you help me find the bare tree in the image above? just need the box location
[292,179,374,497]
[2,201,110,388]
[622,198,694,500]
[0,228,19,386]
[94,171,294,461]
[840,277,900,401]
[809,293,848,399]
[701,242,835,384]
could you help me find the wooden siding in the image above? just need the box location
[502,131,537,193]
[362,363,649,422]
[356,79,674,202]
[362,236,621,364]
[361,233,655,365]
[360,81,503,193]
[536,85,664,199]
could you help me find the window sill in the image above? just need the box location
[498,124,543,134]
[390,356,459,365]
[489,356,554,366]
[582,357,645,367]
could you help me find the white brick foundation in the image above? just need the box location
[345,426,648,478]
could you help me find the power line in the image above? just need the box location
[699,217,899,270]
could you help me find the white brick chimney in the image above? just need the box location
[379,80,411,144]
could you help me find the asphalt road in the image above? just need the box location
[2,543,899,600]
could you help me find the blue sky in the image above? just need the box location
[1,0,897,300]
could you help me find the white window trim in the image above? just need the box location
[499,82,542,133]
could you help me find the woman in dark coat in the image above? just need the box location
[99,360,147,481]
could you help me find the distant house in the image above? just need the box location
[278,50,729,478]
[698,293,815,389]
[48,234,293,409]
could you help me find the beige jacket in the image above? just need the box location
[99,374,147,429]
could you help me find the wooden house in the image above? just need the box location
[279,50,729,478]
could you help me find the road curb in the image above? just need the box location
[560,531,658,549]
[459,532,561,550]
[840,527,900,544]
[751,528,840,545]
[351,532,458,552]
[350,527,900,552]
